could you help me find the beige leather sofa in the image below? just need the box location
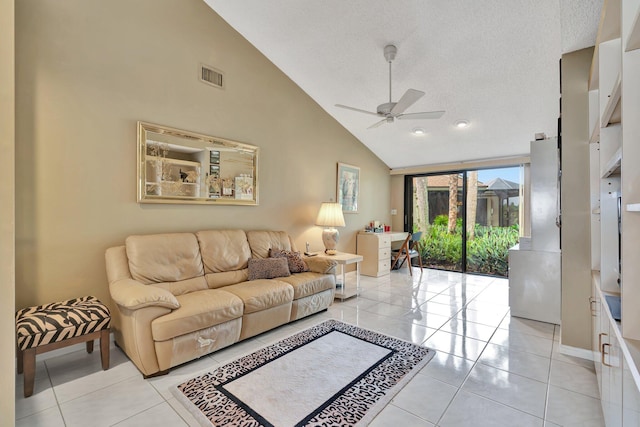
[105,229,336,377]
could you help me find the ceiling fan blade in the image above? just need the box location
[335,104,380,117]
[367,118,389,129]
[390,89,425,115]
[397,110,446,120]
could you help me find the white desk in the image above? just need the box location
[315,251,363,300]
[356,231,409,277]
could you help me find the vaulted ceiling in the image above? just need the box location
[205,0,602,169]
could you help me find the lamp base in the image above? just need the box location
[322,228,340,255]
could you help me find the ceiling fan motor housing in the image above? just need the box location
[383,44,397,62]
[377,102,396,115]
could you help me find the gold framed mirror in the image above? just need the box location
[137,122,258,205]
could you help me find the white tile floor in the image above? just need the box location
[15,268,605,426]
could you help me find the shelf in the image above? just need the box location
[592,207,602,214]
[601,146,622,177]
[146,155,200,167]
[601,73,622,127]
[626,5,640,51]
[590,0,623,89]
[626,203,640,212]
[600,0,622,43]
[590,123,600,144]
[147,181,198,186]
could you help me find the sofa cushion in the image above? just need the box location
[126,233,204,285]
[204,269,249,290]
[151,289,243,342]
[246,230,294,259]
[150,277,208,297]
[247,257,290,281]
[277,272,336,300]
[196,230,251,274]
[270,249,309,273]
[222,280,294,314]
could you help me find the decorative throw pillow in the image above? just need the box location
[270,249,309,273]
[247,257,291,281]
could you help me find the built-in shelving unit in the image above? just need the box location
[602,147,622,178]
[590,124,601,145]
[626,8,640,51]
[588,0,622,91]
[601,74,621,127]
[589,0,640,424]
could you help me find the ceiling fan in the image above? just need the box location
[336,44,445,129]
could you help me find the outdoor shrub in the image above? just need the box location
[417,223,519,276]
[433,215,448,226]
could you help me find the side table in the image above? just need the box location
[315,251,363,300]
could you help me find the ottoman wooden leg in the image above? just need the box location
[86,339,94,354]
[23,347,36,398]
[17,346,23,374]
[100,329,110,370]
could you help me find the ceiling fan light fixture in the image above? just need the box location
[412,127,426,135]
[455,120,470,129]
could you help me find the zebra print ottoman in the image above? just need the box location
[16,296,111,397]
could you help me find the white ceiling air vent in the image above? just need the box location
[200,64,224,89]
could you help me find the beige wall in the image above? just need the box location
[15,0,390,310]
[390,175,405,231]
[1,0,16,422]
[560,47,594,350]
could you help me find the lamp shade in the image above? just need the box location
[315,202,345,227]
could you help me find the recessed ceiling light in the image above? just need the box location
[455,120,470,129]
[412,127,426,135]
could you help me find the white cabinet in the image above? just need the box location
[594,277,621,427]
[593,274,603,390]
[600,301,623,427]
[508,247,561,324]
[356,232,392,277]
[593,276,640,427]
[623,359,640,425]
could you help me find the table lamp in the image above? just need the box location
[316,202,345,255]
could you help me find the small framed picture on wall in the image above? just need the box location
[337,162,359,213]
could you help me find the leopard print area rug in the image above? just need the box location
[172,319,435,426]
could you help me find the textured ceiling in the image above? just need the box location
[205,0,602,169]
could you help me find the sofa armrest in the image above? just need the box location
[109,278,180,310]
[304,257,337,274]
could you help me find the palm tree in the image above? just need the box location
[414,177,429,233]
[447,174,458,234]
[466,171,478,239]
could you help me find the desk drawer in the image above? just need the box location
[378,259,391,273]
[379,234,391,248]
[378,246,391,261]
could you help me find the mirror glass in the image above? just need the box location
[137,122,258,205]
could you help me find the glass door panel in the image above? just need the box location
[412,173,463,272]
[408,165,523,276]
[465,167,521,276]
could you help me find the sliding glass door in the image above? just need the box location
[411,172,463,272]
[407,166,522,276]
